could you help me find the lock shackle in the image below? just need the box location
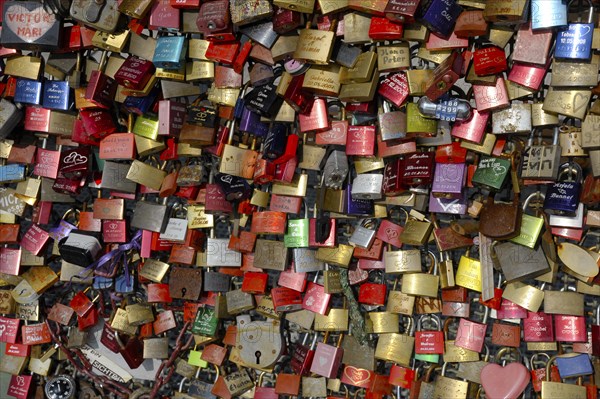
[402,315,415,336]
[529,352,551,370]
[61,208,81,225]
[494,347,522,364]
[352,388,365,399]
[426,251,438,275]
[596,304,600,324]
[179,378,188,392]
[568,0,594,22]
[441,362,459,377]
[327,100,346,121]
[522,191,545,212]
[417,314,441,331]
[560,161,583,182]
[424,364,441,382]
[482,344,490,361]
[545,355,560,381]
[443,316,458,340]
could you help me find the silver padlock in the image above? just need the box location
[492,103,532,134]
[323,150,349,189]
[548,203,585,228]
[293,248,325,273]
[349,219,378,249]
[531,0,568,30]
[236,314,283,369]
[0,99,22,140]
[351,173,383,200]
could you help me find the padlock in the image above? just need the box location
[531,0,568,29]
[555,0,595,60]
[401,252,440,298]
[375,316,415,367]
[479,347,531,398]
[542,356,588,397]
[434,362,469,398]
[529,353,562,393]
[415,315,444,363]
[417,95,472,122]
[406,102,438,137]
[131,197,169,233]
[424,50,464,101]
[323,150,349,189]
[85,51,117,109]
[544,162,582,215]
[521,129,561,181]
[472,76,510,112]
[419,0,462,37]
[1,1,61,50]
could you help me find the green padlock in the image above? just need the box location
[188,346,209,368]
[191,307,218,336]
[471,155,511,191]
[510,193,545,249]
[284,204,309,248]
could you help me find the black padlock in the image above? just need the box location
[263,123,288,160]
[58,230,102,267]
[244,83,283,119]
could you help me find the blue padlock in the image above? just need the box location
[419,0,462,38]
[544,162,582,215]
[555,0,594,60]
[42,81,70,110]
[123,87,160,115]
[153,36,187,69]
[346,184,374,216]
[0,164,26,183]
[555,353,594,378]
[14,78,42,105]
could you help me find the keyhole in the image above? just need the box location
[181,287,187,297]
[255,350,262,364]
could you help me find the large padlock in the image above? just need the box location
[236,314,283,369]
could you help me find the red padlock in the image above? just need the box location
[369,17,404,40]
[415,315,445,355]
[473,45,507,76]
[241,271,268,294]
[524,312,555,342]
[358,272,387,306]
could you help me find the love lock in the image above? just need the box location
[236,315,283,369]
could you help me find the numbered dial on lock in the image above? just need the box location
[45,374,76,399]
[236,315,282,368]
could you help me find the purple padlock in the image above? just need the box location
[428,191,467,215]
[346,184,374,216]
[239,106,269,137]
[431,162,467,199]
